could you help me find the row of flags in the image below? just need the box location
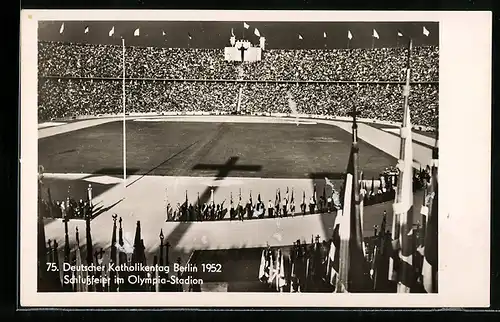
[58,23,191,40]
[57,22,431,40]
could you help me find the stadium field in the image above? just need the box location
[38,120,397,179]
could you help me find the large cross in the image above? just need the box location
[238,45,248,62]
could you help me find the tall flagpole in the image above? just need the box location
[394,38,413,293]
[122,38,127,193]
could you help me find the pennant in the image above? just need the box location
[398,31,403,37]
[423,26,430,36]
[134,28,140,37]
[231,28,235,37]
[323,32,327,38]
[258,250,268,281]
[348,30,353,40]
[59,23,64,34]
[162,30,166,36]
[278,250,287,289]
[254,28,261,37]
[109,26,115,37]
[373,29,380,39]
[298,34,303,40]
[243,22,249,29]
[84,26,89,34]
[188,33,192,40]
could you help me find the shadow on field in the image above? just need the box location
[40,168,140,207]
[126,141,199,188]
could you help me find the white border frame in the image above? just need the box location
[20,10,492,307]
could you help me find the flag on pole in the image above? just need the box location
[254,28,261,37]
[59,23,64,34]
[84,26,89,34]
[422,148,438,293]
[323,32,327,38]
[298,34,303,40]
[109,26,115,37]
[231,28,235,37]
[391,39,416,293]
[423,26,430,36]
[243,22,249,29]
[162,30,166,36]
[259,250,268,281]
[278,250,287,290]
[348,30,353,40]
[373,29,380,39]
[74,227,87,292]
[335,119,367,293]
[398,31,403,37]
[188,33,192,40]
[134,28,140,37]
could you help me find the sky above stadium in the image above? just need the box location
[38,21,439,49]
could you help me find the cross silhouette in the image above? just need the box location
[193,157,261,181]
[238,45,248,62]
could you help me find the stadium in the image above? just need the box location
[37,21,439,293]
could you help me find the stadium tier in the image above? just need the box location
[37,41,439,128]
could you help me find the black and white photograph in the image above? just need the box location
[20,10,491,307]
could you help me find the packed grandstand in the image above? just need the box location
[38,41,439,129]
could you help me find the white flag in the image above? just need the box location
[109,26,115,37]
[231,28,235,37]
[162,30,166,36]
[254,28,260,37]
[347,30,353,40]
[323,32,327,38]
[398,31,403,37]
[59,23,64,34]
[134,28,140,36]
[243,22,249,29]
[84,26,89,34]
[423,26,430,36]
[373,29,379,39]
[298,34,303,40]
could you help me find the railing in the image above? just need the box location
[38,75,439,85]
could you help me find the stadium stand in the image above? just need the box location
[38,41,439,129]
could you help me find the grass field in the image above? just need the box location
[38,120,396,179]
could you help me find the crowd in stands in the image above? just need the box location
[38,41,439,128]
[38,78,438,127]
[39,41,438,82]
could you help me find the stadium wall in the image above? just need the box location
[41,112,436,132]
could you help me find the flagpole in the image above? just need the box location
[394,38,413,293]
[122,38,127,194]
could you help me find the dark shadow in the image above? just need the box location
[126,141,199,188]
[90,199,123,220]
[55,148,78,156]
[40,168,140,205]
